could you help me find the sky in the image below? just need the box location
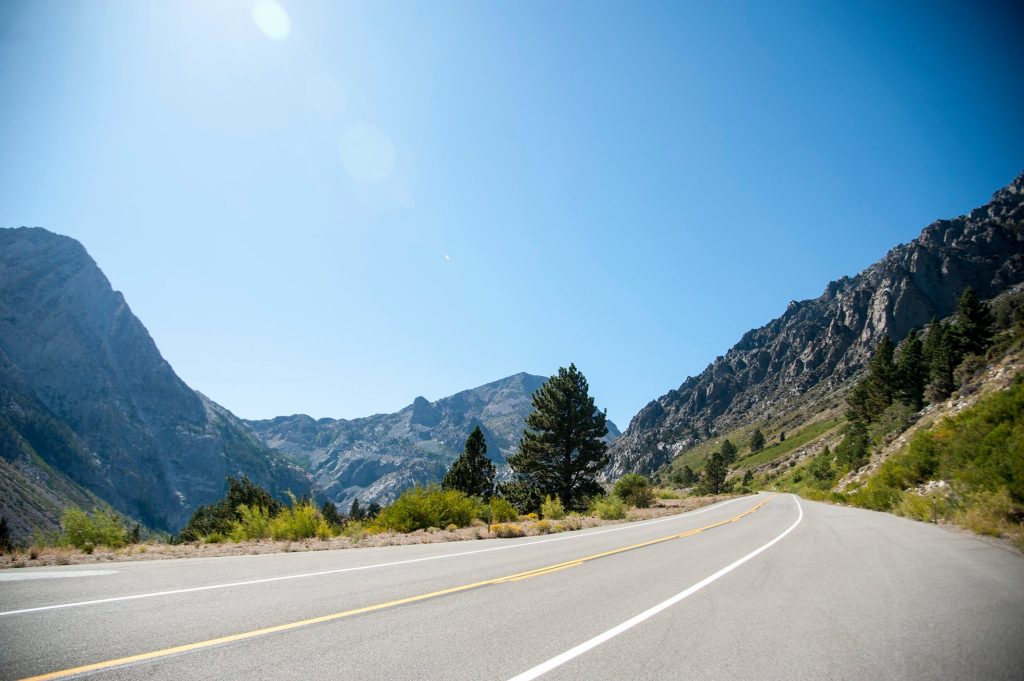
[1,1,1022,428]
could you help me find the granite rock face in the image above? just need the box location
[0,228,310,534]
[247,373,621,510]
[607,172,1024,478]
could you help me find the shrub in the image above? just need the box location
[589,495,626,520]
[373,485,479,533]
[268,496,321,541]
[540,495,566,520]
[488,497,519,523]
[613,474,654,508]
[203,532,227,544]
[535,519,552,534]
[61,507,128,550]
[491,523,524,538]
[229,504,272,541]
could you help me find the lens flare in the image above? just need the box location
[252,0,290,41]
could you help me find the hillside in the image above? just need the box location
[608,171,1024,478]
[247,374,621,510]
[0,228,310,538]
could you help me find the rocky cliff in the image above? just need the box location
[0,228,310,534]
[607,172,1024,478]
[247,373,620,510]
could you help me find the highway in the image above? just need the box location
[1,494,1022,680]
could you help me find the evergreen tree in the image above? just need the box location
[952,287,994,357]
[700,453,729,494]
[925,322,957,402]
[679,464,696,486]
[742,469,754,487]
[749,428,765,453]
[0,516,10,553]
[349,498,364,521]
[779,430,786,442]
[720,439,738,464]
[441,426,496,498]
[508,364,610,510]
[865,335,897,415]
[895,329,926,410]
[320,500,342,527]
[177,475,282,542]
[845,381,872,425]
[366,502,382,519]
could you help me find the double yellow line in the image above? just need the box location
[22,495,774,681]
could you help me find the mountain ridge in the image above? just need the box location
[607,171,1024,478]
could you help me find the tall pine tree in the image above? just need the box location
[749,428,765,453]
[720,439,738,464]
[865,335,897,416]
[895,329,926,410]
[952,287,994,357]
[508,364,609,510]
[442,426,496,499]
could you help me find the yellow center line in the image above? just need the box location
[21,495,776,681]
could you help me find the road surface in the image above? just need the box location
[1,494,1022,680]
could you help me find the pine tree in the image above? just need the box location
[720,439,738,464]
[508,364,609,510]
[925,322,957,402]
[952,287,994,357]
[865,335,897,415]
[700,453,729,494]
[678,465,696,486]
[845,381,872,425]
[749,428,765,453]
[779,430,786,442]
[442,426,496,499]
[742,469,754,487]
[349,498,364,521]
[320,500,342,527]
[895,329,926,409]
[0,516,10,553]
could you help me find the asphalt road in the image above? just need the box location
[2,494,1022,680]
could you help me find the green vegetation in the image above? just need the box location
[540,495,566,519]
[612,474,654,508]
[61,507,128,551]
[749,428,765,453]
[508,364,610,511]
[699,453,729,494]
[441,426,496,499]
[0,516,10,553]
[846,377,1023,545]
[589,495,626,520]
[178,476,282,542]
[371,484,481,533]
[488,497,519,523]
[738,418,842,469]
[720,439,738,464]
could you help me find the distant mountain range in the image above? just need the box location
[246,376,620,511]
[0,229,617,540]
[606,171,1024,478]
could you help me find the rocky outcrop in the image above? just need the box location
[247,373,621,510]
[607,172,1024,478]
[0,228,310,533]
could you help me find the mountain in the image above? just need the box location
[0,228,310,537]
[247,373,621,510]
[607,171,1024,478]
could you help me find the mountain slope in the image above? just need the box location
[0,228,310,533]
[608,172,1024,478]
[247,373,621,509]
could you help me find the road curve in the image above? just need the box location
[1,494,1021,680]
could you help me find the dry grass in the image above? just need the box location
[0,494,739,569]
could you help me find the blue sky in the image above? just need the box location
[1,1,1022,427]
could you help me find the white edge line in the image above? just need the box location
[506,494,804,681]
[0,496,757,618]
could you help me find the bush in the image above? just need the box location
[488,497,519,523]
[269,496,322,541]
[613,474,654,508]
[229,504,272,541]
[373,485,479,533]
[491,523,524,538]
[535,519,552,534]
[540,496,566,520]
[589,495,626,520]
[61,507,128,550]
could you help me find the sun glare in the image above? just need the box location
[339,123,396,184]
[252,0,290,41]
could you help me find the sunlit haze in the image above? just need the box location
[1,0,1021,425]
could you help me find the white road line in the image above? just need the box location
[506,494,804,681]
[0,496,755,618]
